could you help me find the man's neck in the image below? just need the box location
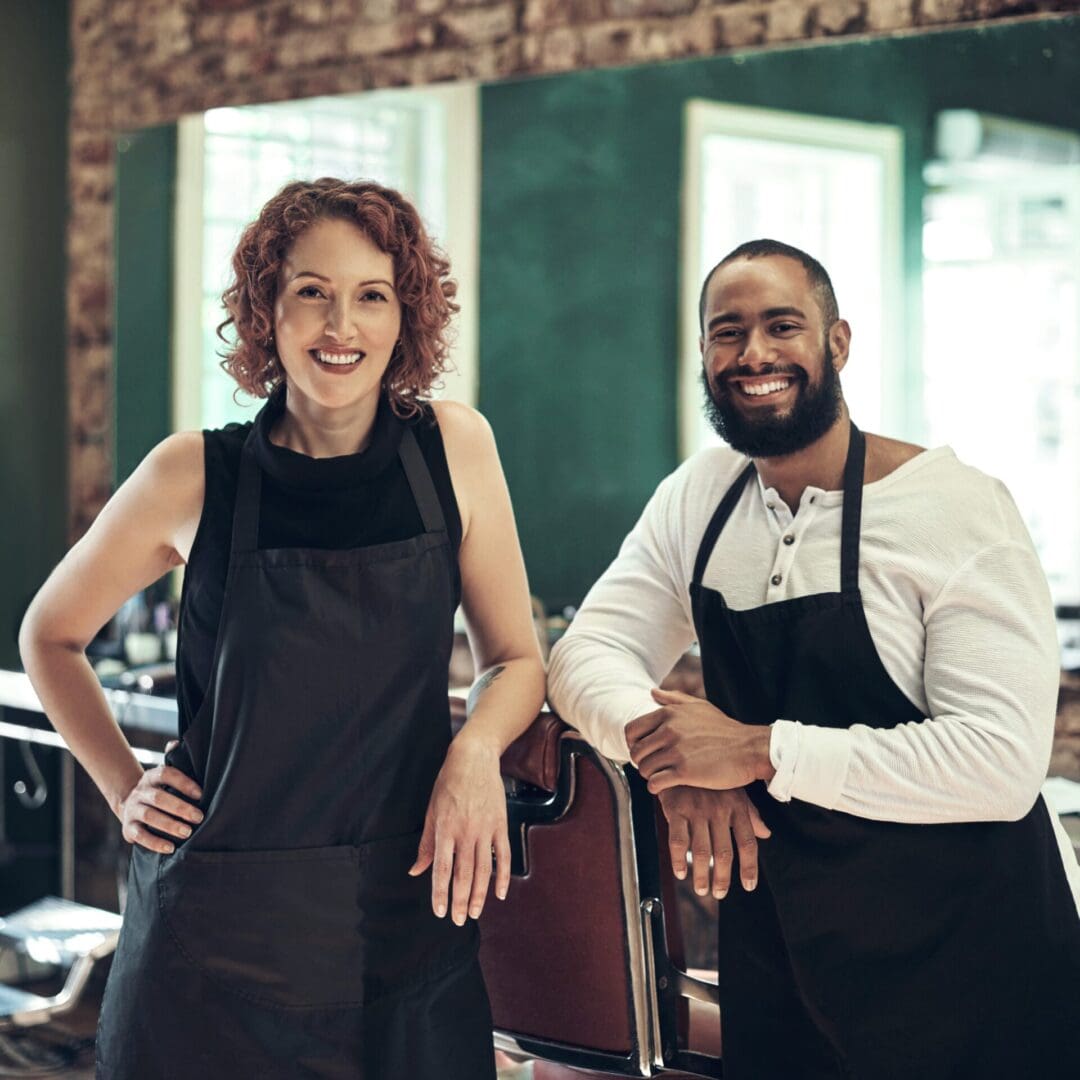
[753,407,851,511]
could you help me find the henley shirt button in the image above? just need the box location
[771,573,783,586]
[783,534,795,546]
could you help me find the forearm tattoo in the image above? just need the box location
[467,664,506,716]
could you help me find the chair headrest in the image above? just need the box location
[450,698,569,793]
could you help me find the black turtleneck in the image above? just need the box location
[175,390,462,735]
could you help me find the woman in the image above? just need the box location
[19,178,546,1078]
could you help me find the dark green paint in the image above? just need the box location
[0,1,70,667]
[480,17,1080,610]
[114,125,176,486]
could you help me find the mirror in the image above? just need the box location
[123,17,1078,610]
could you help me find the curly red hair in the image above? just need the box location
[218,178,458,418]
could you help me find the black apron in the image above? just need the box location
[97,418,496,1079]
[691,423,1080,1079]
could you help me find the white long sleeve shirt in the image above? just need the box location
[547,443,1080,906]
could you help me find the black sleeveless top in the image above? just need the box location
[176,390,463,736]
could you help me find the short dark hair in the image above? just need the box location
[698,239,839,332]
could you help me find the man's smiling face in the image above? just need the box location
[699,255,848,458]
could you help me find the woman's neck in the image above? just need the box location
[268,384,381,458]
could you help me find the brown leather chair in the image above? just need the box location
[452,701,721,1078]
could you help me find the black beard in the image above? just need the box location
[701,347,843,458]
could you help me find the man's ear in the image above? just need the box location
[829,319,852,374]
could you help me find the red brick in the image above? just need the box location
[344,18,422,55]
[224,46,278,79]
[610,0,697,15]
[816,0,866,34]
[540,25,583,68]
[357,0,401,18]
[522,0,605,31]
[438,3,517,46]
[223,9,265,45]
[766,0,810,40]
[716,3,767,47]
[865,0,911,30]
[919,0,966,21]
[193,11,229,44]
[72,136,113,166]
[276,28,344,66]
[286,0,335,27]
[587,22,645,64]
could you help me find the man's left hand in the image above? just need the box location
[626,689,775,794]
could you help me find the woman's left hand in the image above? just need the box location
[409,737,511,924]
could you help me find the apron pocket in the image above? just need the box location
[353,830,480,1002]
[157,844,365,1009]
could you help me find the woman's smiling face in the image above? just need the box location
[273,217,402,412]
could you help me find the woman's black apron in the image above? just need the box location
[690,423,1080,1079]
[97,418,496,1079]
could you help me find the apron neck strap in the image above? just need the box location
[232,435,262,555]
[229,422,446,556]
[840,421,865,596]
[690,420,866,593]
[397,426,446,535]
[692,461,756,587]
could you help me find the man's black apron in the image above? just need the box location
[690,423,1080,1079]
[97,419,496,1079]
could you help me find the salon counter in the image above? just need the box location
[0,669,176,906]
[0,669,177,749]
[2,667,1078,908]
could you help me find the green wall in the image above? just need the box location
[114,126,176,486]
[479,17,1080,611]
[0,1,70,667]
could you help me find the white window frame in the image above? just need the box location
[679,100,905,458]
[171,82,480,434]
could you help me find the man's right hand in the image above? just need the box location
[657,786,770,899]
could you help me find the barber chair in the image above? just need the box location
[0,897,120,1028]
[452,701,722,1078]
[0,896,121,1072]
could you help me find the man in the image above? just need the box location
[547,240,1080,1079]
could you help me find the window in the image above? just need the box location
[682,101,1080,610]
[173,84,479,432]
[923,112,1080,605]
[680,100,904,457]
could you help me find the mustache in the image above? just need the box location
[723,364,804,382]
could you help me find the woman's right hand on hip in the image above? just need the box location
[117,749,204,854]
